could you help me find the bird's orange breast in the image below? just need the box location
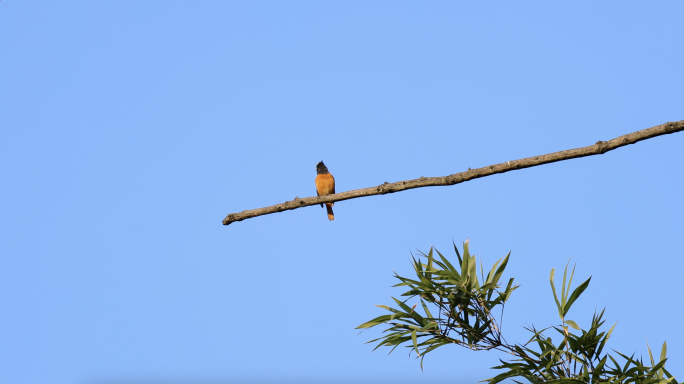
[315,173,335,195]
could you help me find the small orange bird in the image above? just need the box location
[315,161,335,221]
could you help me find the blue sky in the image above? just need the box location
[1,1,683,383]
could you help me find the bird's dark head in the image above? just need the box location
[316,161,329,175]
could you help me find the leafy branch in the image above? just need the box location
[356,240,519,369]
[357,240,678,384]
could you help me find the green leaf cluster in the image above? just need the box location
[486,261,677,384]
[487,312,676,384]
[358,240,678,384]
[356,240,518,368]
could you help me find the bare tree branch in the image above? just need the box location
[223,120,684,225]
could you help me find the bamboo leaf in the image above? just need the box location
[356,314,398,329]
[420,299,434,319]
[550,268,563,319]
[593,355,608,383]
[392,297,426,326]
[659,341,668,380]
[453,240,463,265]
[563,276,591,317]
[485,259,502,285]
[647,338,656,367]
[561,260,569,308]
[411,330,420,356]
[492,252,511,286]
[564,319,581,330]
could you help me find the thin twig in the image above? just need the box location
[223,120,683,225]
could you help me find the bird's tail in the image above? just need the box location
[325,203,334,221]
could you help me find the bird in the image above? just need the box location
[315,161,335,221]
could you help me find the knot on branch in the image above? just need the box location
[595,140,608,154]
[377,181,396,194]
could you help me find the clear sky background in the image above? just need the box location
[1,1,683,383]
